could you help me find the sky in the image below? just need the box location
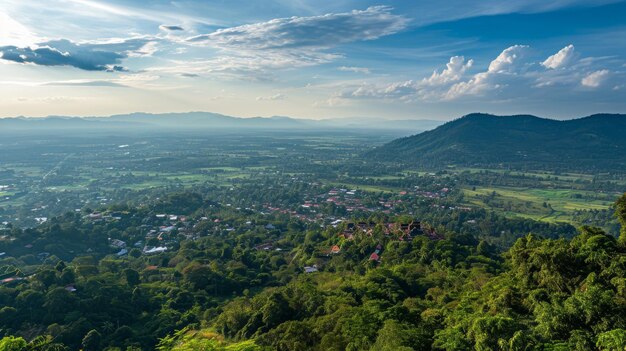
[1,0,625,120]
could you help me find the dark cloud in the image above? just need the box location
[0,38,153,71]
[160,25,184,31]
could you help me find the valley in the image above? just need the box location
[0,113,624,350]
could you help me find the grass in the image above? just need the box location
[451,167,598,181]
[364,175,406,181]
[462,185,618,224]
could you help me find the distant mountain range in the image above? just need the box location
[0,112,442,134]
[369,113,626,171]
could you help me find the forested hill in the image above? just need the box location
[368,113,626,171]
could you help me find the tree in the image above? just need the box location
[468,316,518,351]
[615,193,626,245]
[123,268,140,287]
[59,268,75,285]
[256,321,317,351]
[43,287,77,317]
[81,330,101,351]
[182,262,221,292]
[129,248,142,258]
[371,319,430,351]
[596,329,626,351]
[0,307,18,328]
[0,336,27,351]
[35,269,58,289]
[54,261,66,272]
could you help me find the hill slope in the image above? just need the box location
[368,113,626,171]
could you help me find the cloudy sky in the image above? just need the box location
[1,0,625,120]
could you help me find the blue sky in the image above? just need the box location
[1,0,625,120]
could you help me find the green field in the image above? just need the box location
[463,186,618,223]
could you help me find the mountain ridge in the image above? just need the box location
[368,112,626,171]
[0,111,442,133]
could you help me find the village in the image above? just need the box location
[0,178,464,271]
[81,184,451,277]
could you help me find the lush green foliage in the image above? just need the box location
[0,193,622,350]
[371,113,626,172]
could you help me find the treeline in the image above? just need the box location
[166,193,626,350]
[0,192,623,350]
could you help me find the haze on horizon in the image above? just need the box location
[1,0,626,120]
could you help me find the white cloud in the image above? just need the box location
[542,44,576,69]
[487,45,529,73]
[422,56,473,85]
[323,46,530,102]
[338,66,371,74]
[1,73,161,89]
[325,43,622,106]
[178,6,407,78]
[256,93,286,101]
[320,56,474,102]
[444,45,529,99]
[350,80,417,100]
[581,69,609,87]
[187,6,407,50]
[148,50,340,81]
[0,10,39,47]
[62,0,214,25]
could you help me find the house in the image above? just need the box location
[330,245,341,254]
[339,232,354,240]
[65,285,77,292]
[255,243,274,251]
[160,225,176,232]
[34,217,48,224]
[1,277,24,285]
[369,252,380,261]
[394,221,421,241]
[116,248,128,256]
[144,246,167,254]
[109,239,127,249]
[304,265,318,273]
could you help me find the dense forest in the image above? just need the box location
[0,191,624,350]
[370,114,626,172]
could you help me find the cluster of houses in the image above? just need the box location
[302,220,444,274]
[337,220,426,241]
[98,209,290,258]
[261,184,467,226]
[104,213,194,257]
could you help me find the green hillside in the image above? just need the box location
[369,113,626,172]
